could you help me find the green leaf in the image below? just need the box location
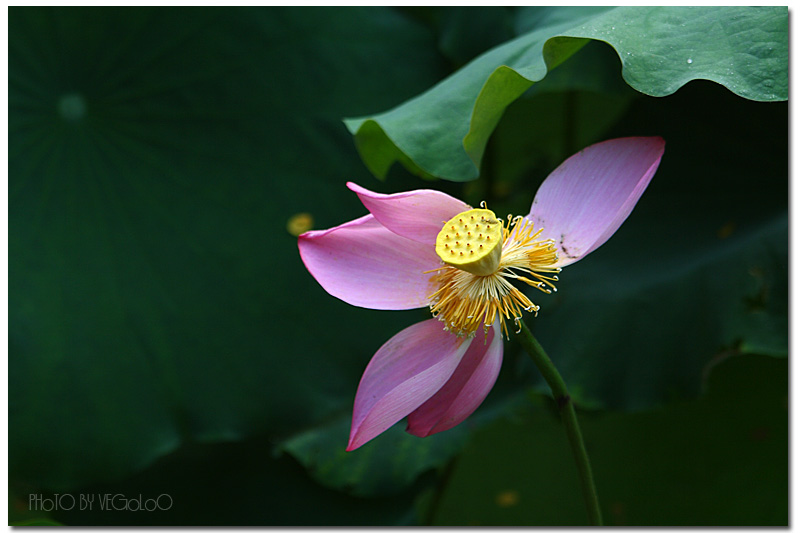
[276,416,469,498]
[9,6,452,493]
[347,6,787,182]
[484,40,640,192]
[559,6,788,101]
[430,354,788,526]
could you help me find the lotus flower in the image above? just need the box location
[298,137,665,451]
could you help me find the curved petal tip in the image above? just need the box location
[530,136,665,267]
[346,182,469,244]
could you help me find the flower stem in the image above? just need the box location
[517,320,603,526]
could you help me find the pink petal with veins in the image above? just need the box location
[528,137,665,267]
[346,318,472,451]
[298,214,438,310]
[406,320,503,437]
[347,182,470,245]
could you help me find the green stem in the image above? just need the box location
[517,320,603,526]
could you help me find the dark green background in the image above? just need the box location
[9,7,787,525]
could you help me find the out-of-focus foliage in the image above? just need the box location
[9,6,787,526]
[9,4,454,511]
[277,416,470,498]
[430,355,788,526]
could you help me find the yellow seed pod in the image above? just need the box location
[434,208,503,276]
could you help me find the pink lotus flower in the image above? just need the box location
[298,137,665,451]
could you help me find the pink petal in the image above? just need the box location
[298,214,439,310]
[528,137,665,267]
[406,320,503,437]
[347,182,470,245]
[346,319,472,451]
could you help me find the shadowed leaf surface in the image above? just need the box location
[431,354,788,526]
[9,6,451,494]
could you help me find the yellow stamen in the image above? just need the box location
[427,208,561,339]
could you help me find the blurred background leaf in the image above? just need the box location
[429,354,788,526]
[276,415,470,498]
[9,4,460,507]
